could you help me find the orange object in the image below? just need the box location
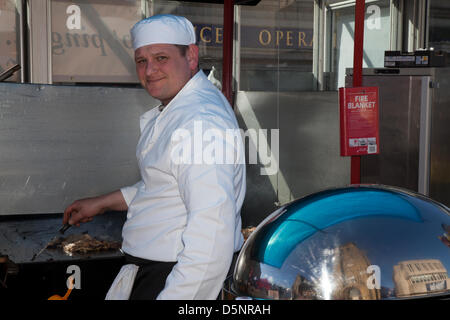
[48,276,74,300]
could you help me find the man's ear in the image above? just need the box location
[187,44,199,72]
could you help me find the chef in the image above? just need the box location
[63,14,246,300]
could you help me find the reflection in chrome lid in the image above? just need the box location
[233,185,450,300]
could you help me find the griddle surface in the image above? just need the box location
[0,211,126,264]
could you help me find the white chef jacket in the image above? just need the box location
[120,70,246,299]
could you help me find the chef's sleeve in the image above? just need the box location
[120,180,144,207]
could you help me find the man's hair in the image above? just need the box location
[175,44,189,57]
[175,44,199,71]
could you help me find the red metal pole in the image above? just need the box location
[351,0,366,185]
[222,0,234,105]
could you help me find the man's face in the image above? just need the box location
[134,43,198,106]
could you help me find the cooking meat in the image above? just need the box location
[241,226,256,242]
[47,234,121,255]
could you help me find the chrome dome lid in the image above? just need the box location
[233,185,450,300]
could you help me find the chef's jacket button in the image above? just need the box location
[127,213,132,219]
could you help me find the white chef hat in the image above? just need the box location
[131,14,196,50]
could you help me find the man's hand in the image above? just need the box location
[63,190,128,227]
[63,197,105,227]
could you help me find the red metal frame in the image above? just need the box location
[351,0,366,185]
[222,0,234,105]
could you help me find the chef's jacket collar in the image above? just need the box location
[139,70,204,132]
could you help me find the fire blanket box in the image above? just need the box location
[339,86,380,157]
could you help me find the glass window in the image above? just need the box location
[48,0,319,90]
[428,0,450,52]
[51,0,143,83]
[407,264,414,273]
[0,0,21,82]
[239,0,315,91]
[325,0,391,90]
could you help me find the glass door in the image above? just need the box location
[324,0,394,90]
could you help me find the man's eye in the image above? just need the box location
[136,59,146,65]
[156,56,168,62]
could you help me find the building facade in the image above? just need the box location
[393,259,449,297]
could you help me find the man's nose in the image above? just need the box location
[145,61,158,75]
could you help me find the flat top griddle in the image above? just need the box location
[0,211,126,264]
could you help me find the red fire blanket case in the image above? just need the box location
[339,86,380,157]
